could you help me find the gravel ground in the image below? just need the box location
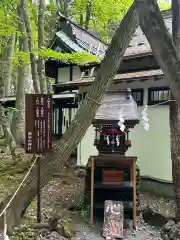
[71,215,162,240]
[24,174,174,240]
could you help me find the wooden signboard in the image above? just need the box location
[25,94,53,154]
[102,200,124,239]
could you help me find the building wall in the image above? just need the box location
[77,86,172,182]
[127,104,171,181]
[58,67,70,82]
[126,87,172,182]
[58,66,82,83]
[57,67,172,182]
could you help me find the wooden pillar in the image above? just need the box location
[90,157,95,226]
[58,108,63,139]
[132,159,137,229]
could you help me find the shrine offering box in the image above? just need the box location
[102,169,124,184]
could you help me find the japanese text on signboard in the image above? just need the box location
[25,94,52,154]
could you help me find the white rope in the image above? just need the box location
[3,210,8,240]
[148,99,176,107]
[0,156,38,219]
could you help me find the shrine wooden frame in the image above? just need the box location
[89,156,137,229]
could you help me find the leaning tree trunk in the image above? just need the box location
[11,4,31,145]
[169,98,180,221]
[135,0,180,103]
[0,4,139,232]
[135,0,180,221]
[170,0,180,222]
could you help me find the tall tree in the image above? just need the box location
[11,3,31,145]
[22,0,40,93]
[3,35,15,97]
[0,4,139,231]
[134,0,180,221]
[170,0,180,222]
[71,0,170,41]
[38,0,47,93]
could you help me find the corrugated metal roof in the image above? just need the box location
[56,31,85,53]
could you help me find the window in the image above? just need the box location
[148,87,170,105]
[131,88,144,106]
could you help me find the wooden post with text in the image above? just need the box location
[25,94,53,223]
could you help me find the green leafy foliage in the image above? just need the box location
[158,0,171,10]
[0,0,172,90]
[36,48,100,64]
[71,0,171,42]
[0,0,99,70]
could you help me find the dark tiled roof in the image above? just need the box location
[94,90,139,121]
[71,25,107,59]
[126,10,172,57]
[54,10,172,59]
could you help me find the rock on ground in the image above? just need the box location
[161,220,180,240]
[38,231,67,240]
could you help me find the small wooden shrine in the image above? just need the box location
[84,89,139,232]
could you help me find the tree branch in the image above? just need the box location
[135,0,180,102]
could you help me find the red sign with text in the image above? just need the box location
[25,94,52,154]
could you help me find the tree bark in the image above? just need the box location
[170,0,180,222]
[38,0,47,94]
[0,4,138,232]
[0,106,16,161]
[22,0,40,93]
[0,48,16,155]
[135,0,180,103]
[79,0,84,27]
[56,0,70,16]
[0,38,16,155]
[11,5,31,145]
[3,35,16,97]
[135,0,180,222]
[85,0,92,30]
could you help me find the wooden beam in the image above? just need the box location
[90,157,95,226]
[132,158,137,229]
